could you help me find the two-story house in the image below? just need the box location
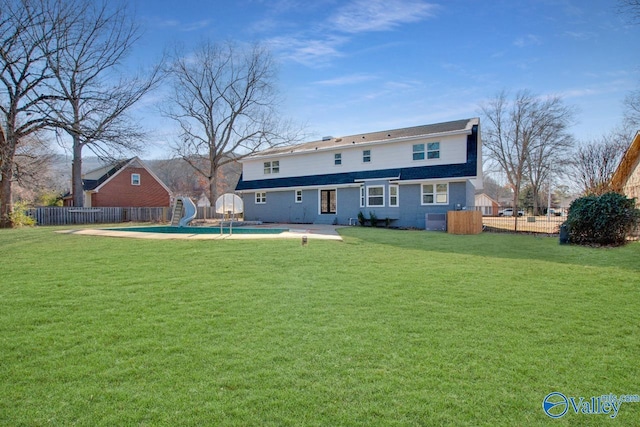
[235,118,482,228]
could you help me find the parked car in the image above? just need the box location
[498,208,524,217]
[548,209,563,216]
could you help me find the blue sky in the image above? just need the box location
[129,0,639,158]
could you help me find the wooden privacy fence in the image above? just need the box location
[27,207,171,226]
[447,210,483,234]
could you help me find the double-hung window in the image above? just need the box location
[131,173,141,186]
[367,186,384,207]
[255,192,267,204]
[362,149,371,163]
[264,160,280,174]
[412,144,425,160]
[295,189,303,203]
[421,183,448,204]
[334,153,342,165]
[427,142,440,159]
[389,185,399,207]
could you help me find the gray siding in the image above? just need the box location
[242,189,317,223]
[242,180,472,228]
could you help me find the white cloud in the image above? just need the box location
[264,0,437,67]
[513,34,541,48]
[563,31,593,40]
[266,35,347,67]
[314,74,378,86]
[152,18,210,32]
[330,0,437,33]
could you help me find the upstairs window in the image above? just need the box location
[412,144,425,160]
[362,149,371,163]
[427,142,440,159]
[131,173,141,186]
[334,153,342,165]
[264,161,280,174]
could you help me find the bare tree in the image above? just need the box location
[481,90,575,227]
[524,99,575,214]
[623,89,640,129]
[163,40,302,205]
[0,0,70,227]
[618,0,640,23]
[570,133,626,195]
[12,135,59,203]
[44,0,164,207]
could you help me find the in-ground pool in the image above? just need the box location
[109,226,288,235]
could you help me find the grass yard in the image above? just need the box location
[1,226,639,426]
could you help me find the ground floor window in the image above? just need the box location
[421,183,448,204]
[320,189,336,214]
[367,185,384,207]
[389,185,399,207]
[295,189,303,203]
[256,192,266,204]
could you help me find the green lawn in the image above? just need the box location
[1,226,639,426]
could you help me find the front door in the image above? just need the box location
[320,189,336,214]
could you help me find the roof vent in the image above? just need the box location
[322,136,333,141]
[335,138,342,142]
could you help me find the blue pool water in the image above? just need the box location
[109,226,287,235]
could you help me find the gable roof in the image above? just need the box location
[611,131,640,192]
[247,118,479,159]
[82,158,133,191]
[82,157,172,195]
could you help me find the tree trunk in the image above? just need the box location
[71,139,84,207]
[208,162,219,207]
[209,175,217,208]
[0,165,13,228]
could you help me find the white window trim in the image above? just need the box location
[421,183,448,205]
[263,161,280,175]
[360,186,365,208]
[255,192,267,204]
[131,173,141,186]
[427,142,440,159]
[412,144,425,161]
[389,184,399,207]
[295,189,303,203]
[362,149,371,163]
[334,153,342,166]
[366,185,385,207]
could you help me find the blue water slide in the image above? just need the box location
[171,197,197,227]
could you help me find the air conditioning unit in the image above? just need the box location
[425,213,447,231]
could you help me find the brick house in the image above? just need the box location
[64,157,172,207]
[611,131,640,208]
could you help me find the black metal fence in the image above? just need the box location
[481,215,563,235]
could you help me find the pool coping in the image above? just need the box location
[56,223,344,241]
